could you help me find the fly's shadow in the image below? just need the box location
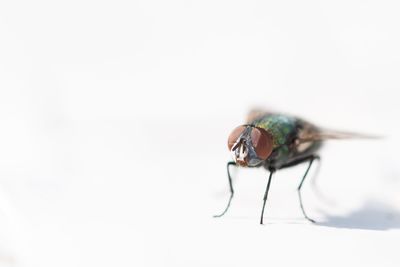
[318,200,400,231]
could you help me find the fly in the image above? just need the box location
[214,109,379,224]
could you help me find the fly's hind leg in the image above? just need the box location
[280,155,320,223]
[297,156,320,223]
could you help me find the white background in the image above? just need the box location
[0,0,400,266]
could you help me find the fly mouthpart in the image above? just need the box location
[238,143,248,161]
[231,140,248,165]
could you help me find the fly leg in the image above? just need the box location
[297,156,319,223]
[260,169,274,225]
[214,161,236,218]
[279,155,320,223]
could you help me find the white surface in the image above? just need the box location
[1,0,400,266]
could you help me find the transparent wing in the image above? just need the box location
[298,126,382,143]
[246,108,275,124]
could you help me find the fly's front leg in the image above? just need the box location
[260,169,274,225]
[214,161,236,218]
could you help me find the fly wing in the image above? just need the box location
[246,108,275,124]
[298,124,381,143]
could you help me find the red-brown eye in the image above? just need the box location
[251,127,273,160]
[227,126,246,150]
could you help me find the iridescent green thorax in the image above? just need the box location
[250,114,305,168]
[252,114,297,148]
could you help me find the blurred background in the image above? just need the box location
[0,0,400,266]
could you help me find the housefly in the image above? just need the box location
[214,109,378,224]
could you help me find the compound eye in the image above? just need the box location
[251,127,273,160]
[227,126,246,150]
